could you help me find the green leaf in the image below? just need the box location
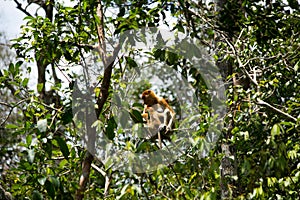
[26,134,32,146]
[14,89,20,96]
[271,124,280,136]
[22,78,29,87]
[287,0,299,9]
[129,108,143,123]
[27,149,35,163]
[8,63,14,73]
[293,60,299,72]
[45,180,55,199]
[174,22,185,33]
[37,83,44,93]
[44,142,53,158]
[94,87,101,98]
[61,107,73,125]
[118,7,125,17]
[166,51,178,65]
[136,141,151,152]
[126,57,138,68]
[32,190,43,200]
[64,49,72,61]
[153,49,163,59]
[24,16,35,21]
[106,117,117,140]
[59,159,68,168]
[5,124,19,129]
[120,110,130,128]
[15,60,23,69]
[132,102,143,109]
[113,93,122,107]
[49,176,60,189]
[55,137,70,159]
[38,176,47,186]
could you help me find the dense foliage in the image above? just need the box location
[0,0,299,199]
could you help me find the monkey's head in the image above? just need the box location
[141,90,158,106]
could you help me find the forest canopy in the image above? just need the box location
[0,0,299,199]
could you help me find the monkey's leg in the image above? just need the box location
[158,131,162,149]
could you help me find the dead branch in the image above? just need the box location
[257,98,298,122]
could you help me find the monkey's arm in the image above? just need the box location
[142,105,149,123]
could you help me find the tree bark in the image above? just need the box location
[75,0,119,198]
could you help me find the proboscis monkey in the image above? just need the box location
[141,90,176,147]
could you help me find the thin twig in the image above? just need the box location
[221,35,258,86]
[0,42,12,48]
[14,0,33,17]
[32,99,61,111]
[0,102,12,107]
[140,179,150,200]
[91,163,106,177]
[0,98,29,126]
[91,164,114,197]
[257,98,298,122]
[188,8,259,86]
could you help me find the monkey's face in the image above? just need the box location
[141,90,157,106]
[141,90,151,100]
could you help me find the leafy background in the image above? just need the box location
[0,0,299,199]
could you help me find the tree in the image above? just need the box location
[178,0,300,198]
[0,0,299,199]
[0,32,18,200]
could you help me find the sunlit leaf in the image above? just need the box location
[37,119,47,132]
[26,134,32,147]
[271,124,280,136]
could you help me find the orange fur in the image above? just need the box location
[141,90,175,132]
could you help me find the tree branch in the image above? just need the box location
[0,98,28,127]
[0,185,13,200]
[13,0,33,17]
[257,98,298,122]
[187,8,258,87]
[75,0,120,199]
[75,152,94,200]
[0,43,12,48]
